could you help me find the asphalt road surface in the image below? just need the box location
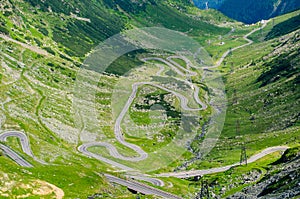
[126,174,165,187]
[77,21,274,194]
[0,143,33,167]
[0,131,45,165]
[203,20,269,69]
[104,174,181,199]
[0,131,34,157]
[78,143,134,171]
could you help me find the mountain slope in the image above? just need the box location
[1,0,230,58]
[182,13,300,197]
[222,27,300,138]
[0,1,299,198]
[0,0,234,198]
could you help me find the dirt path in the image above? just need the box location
[0,34,48,56]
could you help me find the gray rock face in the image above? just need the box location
[227,154,300,198]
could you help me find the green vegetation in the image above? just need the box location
[257,48,300,88]
[105,50,146,76]
[193,152,283,197]
[0,0,235,59]
[133,91,181,121]
[249,10,300,42]
[273,145,300,164]
[265,14,300,40]
[0,0,299,198]
[221,29,300,137]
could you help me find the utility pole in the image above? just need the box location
[230,62,234,74]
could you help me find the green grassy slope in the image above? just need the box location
[193,27,300,173]
[179,13,300,197]
[0,0,232,59]
[265,13,300,40]
[249,10,300,42]
[222,29,300,138]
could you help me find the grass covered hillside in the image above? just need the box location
[0,0,232,59]
[201,12,300,167]
[169,10,300,168]
[222,30,300,137]
[178,11,300,198]
[0,0,243,198]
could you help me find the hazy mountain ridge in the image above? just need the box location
[193,0,300,23]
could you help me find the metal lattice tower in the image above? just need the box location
[235,119,248,165]
[187,75,192,83]
[236,120,247,165]
[240,145,247,165]
[195,179,210,199]
[236,119,240,136]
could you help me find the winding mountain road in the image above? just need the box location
[78,58,207,165]
[0,19,278,199]
[144,57,208,109]
[0,131,46,166]
[204,21,269,69]
[74,19,276,196]
[0,131,34,167]
[157,146,289,178]
[0,131,33,157]
[78,142,134,171]
[143,57,197,76]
